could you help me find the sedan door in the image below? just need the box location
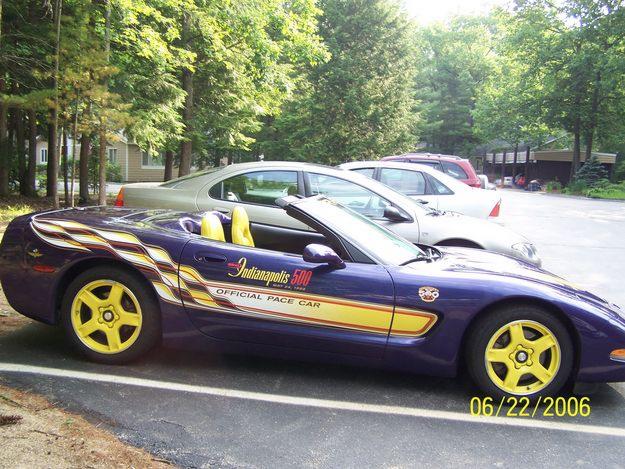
[179,238,396,357]
[377,167,438,210]
[304,171,420,242]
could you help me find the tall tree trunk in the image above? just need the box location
[98,132,106,205]
[500,150,506,186]
[62,127,69,206]
[98,0,111,206]
[525,146,530,183]
[585,71,601,164]
[70,108,78,206]
[16,108,26,194]
[0,78,7,195]
[46,123,58,200]
[512,143,518,184]
[571,118,581,181]
[27,109,37,196]
[164,150,174,181]
[47,0,62,208]
[79,134,91,203]
[178,12,193,177]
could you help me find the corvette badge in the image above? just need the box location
[27,249,43,258]
[418,286,439,303]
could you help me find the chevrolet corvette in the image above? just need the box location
[1,195,624,398]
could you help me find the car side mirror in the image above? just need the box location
[383,205,411,222]
[303,244,345,269]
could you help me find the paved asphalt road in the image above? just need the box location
[3,190,625,468]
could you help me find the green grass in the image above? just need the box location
[587,186,625,200]
[0,204,35,223]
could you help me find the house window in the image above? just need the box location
[107,148,118,164]
[40,148,48,163]
[141,151,164,168]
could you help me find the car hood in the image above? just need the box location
[408,246,608,305]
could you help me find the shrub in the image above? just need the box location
[574,155,608,187]
[563,180,588,195]
[546,180,562,192]
[587,181,625,200]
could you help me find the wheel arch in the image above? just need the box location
[459,296,582,378]
[53,257,161,324]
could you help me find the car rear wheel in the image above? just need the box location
[466,306,574,399]
[61,266,161,364]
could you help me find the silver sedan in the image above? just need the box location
[116,162,541,266]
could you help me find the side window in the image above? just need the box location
[210,171,298,206]
[441,161,468,179]
[379,168,426,196]
[412,160,442,171]
[308,173,390,218]
[351,167,375,178]
[425,173,454,195]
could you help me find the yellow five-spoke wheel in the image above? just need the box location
[467,306,574,399]
[62,266,161,364]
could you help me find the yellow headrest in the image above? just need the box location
[200,213,225,242]
[231,206,254,247]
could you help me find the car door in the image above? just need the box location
[197,169,309,230]
[377,167,438,210]
[179,238,395,357]
[304,171,420,243]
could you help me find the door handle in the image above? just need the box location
[194,252,227,263]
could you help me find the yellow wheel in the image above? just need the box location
[62,266,161,363]
[71,280,143,354]
[485,320,560,395]
[467,306,573,398]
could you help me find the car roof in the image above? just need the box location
[382,153,466,162]
[340,160,470,192]
[158,161,425,208]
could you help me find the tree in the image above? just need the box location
[413,16,498,156]
[257,0,419,164]
[505,0,625,178]
[574,154,608,186]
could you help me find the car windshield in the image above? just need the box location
[293,196,426,265]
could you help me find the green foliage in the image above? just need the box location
[587,181,625,199]
[415,16,498,156]
[88,153,122,191]
[256,0,419,164]
[546,180,562,192]
[574,155,609,187]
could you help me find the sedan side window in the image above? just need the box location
[308,173,390,218]
[209,171,298,206]
[352,167,375,178]
[425,173,454,195]
[379,168,426,196]
[441,161,468,179]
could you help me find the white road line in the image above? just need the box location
[1,362,624,438]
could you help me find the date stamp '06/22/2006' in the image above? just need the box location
[469,396,591,418]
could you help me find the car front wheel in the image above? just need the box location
[466,306,574,399]
[61,266,161,364]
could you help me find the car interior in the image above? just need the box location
[174,205,335,257]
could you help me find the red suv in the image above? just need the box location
[382,153,482,189]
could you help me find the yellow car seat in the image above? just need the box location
[200,212,225,242]
[231,206,254,247]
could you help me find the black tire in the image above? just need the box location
[61,266,161,364]
[466,305,574,399]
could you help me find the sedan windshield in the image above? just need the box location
[295,196,426,265]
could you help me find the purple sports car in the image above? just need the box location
[1,195,625,399]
